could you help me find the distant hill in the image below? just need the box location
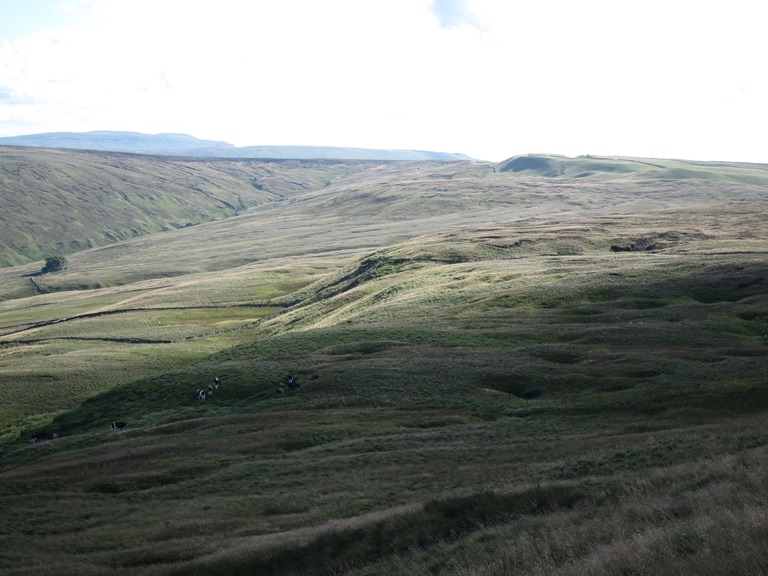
[197,145,473,161]
[0,131,234,154]
[0,131,473,161]
[5,145,768,269]
[498,153,768,186]
[0,146,390,267]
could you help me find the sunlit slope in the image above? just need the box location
[499,153,768,185]
[4,146,768,270]
[0,146,382,266]
[3,155,767,302]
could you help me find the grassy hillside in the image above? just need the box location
[0,153,767,575]
[498,153,768,185]
[0,146,383,266]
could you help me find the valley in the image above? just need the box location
[0,148,767,575]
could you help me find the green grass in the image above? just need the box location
[498,153,768,185]
[0,147,389,267]
[0,153,767,575]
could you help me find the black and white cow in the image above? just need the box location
[277,374,300,395]
[196,388,206,401]
[111,421,127,431]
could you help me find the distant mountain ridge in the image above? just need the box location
[0,131,472,161]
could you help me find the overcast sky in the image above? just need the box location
[0,0,765,162]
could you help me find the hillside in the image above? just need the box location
[0,146,389,266]
[0,131,473,161]
[499,153,768,185]
[4,147,768,270]
[0,151,767,575]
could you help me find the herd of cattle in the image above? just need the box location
[30,374,300,443]
[195,374,299,399]
[195,376,221,400]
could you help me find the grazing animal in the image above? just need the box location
[31,432,51,443]
[207,384,214,396]
[111,421,127,431]
[277,375,299,394]
[213,377,221,389]
[196,388,206,401]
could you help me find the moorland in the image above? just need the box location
[0,148,767,575]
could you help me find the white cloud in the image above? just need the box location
[0,0,766,162]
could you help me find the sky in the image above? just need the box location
[0,0,766,163]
